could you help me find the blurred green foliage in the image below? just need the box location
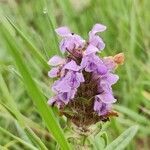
[0,0,150,149]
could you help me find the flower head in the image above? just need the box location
[55,27,85,54]
[88,24,106,50]
[48,23,124,127]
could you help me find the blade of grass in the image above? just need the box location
[0,126,38,150]
[0,101,18,120]
[6,17,49,70]
[25,126,48,150]
[0,73,24,126]
[3,140,18,149]
[0,74,34,144]
[40,0,61,55]
[56,0,78,31]
[44,12,60,55]
[40,0,62,56]
[15,122,32,144]
[0,145,8,150]
[114,105,150,126]
[0,23,70,150]
[0,99,52,145]
[105,125,139,150]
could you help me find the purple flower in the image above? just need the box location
[94,96,112,116]
[48,23,123,124]
[88,23,106,51]
[64,71,84,89]
[48,97,64,108]
[84,44,99,55]
[52,78,72,93]
[50,71,84,106]
[90,24,107,34]
[52,70,84,93]
[55,27,85,53]
[48,55,65,66]
[81,54,107,75]
[101,73,119,85]
[48,67,60,78]
[97,74,118,100]
[55,27,71,37]
[49,59,84,106]
[63,60,81,71]
[57,89,77,104]
[48,55,65,78]
[103,56,117,71]
[96,93,116,104]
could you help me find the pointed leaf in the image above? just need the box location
[6,17,49,70]
[105,125,139,150]
[0,23,70,150]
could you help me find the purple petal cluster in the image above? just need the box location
[48,23,122,122]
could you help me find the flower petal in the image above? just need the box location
[47,97,57,105]
[85,44,99,55]
[52,79,71,92]
[76,72,85,82]
[55,26,71,37]
[89,34,105,50]
[103,56,117,71]
[94,97,112,116]
[97,64,107,75]
[106,73,119,85]
[48,55,65,66]
[59,34,85,53]
[96,93,116,103]
[91,23,107,35]
[63,60,81,71]
[48,67,59,78]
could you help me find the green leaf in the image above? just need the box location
[0,23,70,150]
[0,145,8,150]
[0,126,37,150]
[0,101,17,120]
[25,127,48,150]
[100,132,108,147]
[105,125,139,150]
[114,105,150,126]
[0,73,24,125]
[56,0,78,31]
[6,17,49,70]
[94,132,108,150]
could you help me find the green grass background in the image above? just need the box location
[0,0,150,149]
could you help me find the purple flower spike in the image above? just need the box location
[48,23,124,126]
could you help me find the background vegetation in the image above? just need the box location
[0,0,150,149]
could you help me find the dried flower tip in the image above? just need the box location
[113,53,125,65]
